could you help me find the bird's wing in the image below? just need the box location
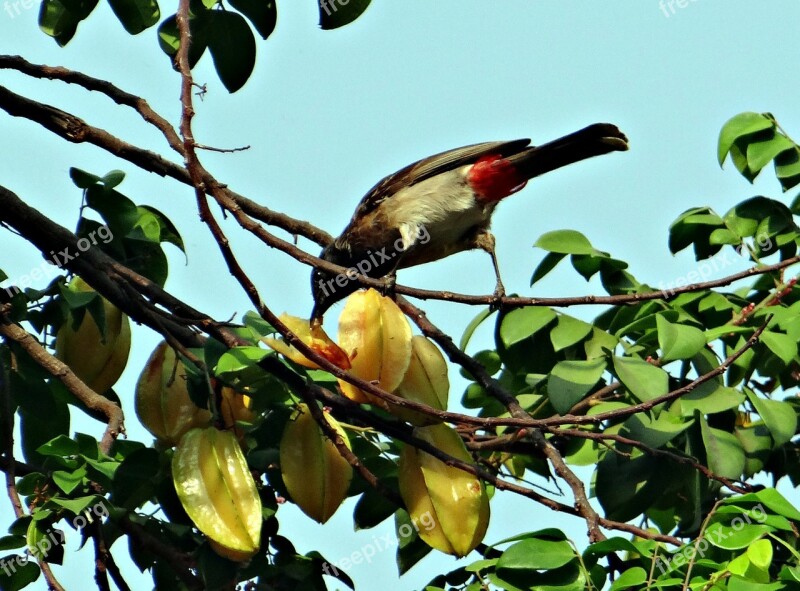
[349,139,531,220]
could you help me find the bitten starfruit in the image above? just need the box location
[337,289,412,406]
[172,427,262,561]
[398,423,490,557]
[264,313,350,369]
[391,336,449,425]
[280,404,353,523]
[135,341,212,446]
[55,276,131,394]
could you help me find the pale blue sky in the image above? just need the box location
[2,2,799,590]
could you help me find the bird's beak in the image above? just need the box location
[310,308,324,328]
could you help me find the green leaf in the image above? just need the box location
[157,14,180,53]
[569,253,626,284]
[490,528,567,548]
[229,0,276,39]
[534,229,598,255]
[36,435,79,457]
[704,522,772,550]
[26,520,64,562]
[128,209,161,242]
[207,10,257,92]
[583,537,640,559]
[609,566,647,590]
[595,451,663,522]
[498,306,556,348]
[395,510,431,575]
[319,0,371,29]
[774,147,800,191]
[724,196,795,241]
[727,488,800,521]
[704,324,752,342]
[38,0,98,45]
[678,381,745,417]
[584,327,618,360]
[760,330,797,365]
[0,536,26,551]
[746,133,795,174]
[52,465,87,494]
[459,307,495,351]
[84,185,139,236]
[18,382,71,466]
[718,112,775,166]
[745,391,797,447]
[730,139,758,181]
[48,495,105,516]
[39,0,81,45]
[101,170,126,188]
[69,167,102,188]
[242,310,276,339]
[491,562,586,591]
[747,539,773,571]
[700,416,745,479]
[353,488,396,530]
[735,424,772,477]
[497,538,575,570]
[0,557,40,590]
[112,448,159,509]
[138,205,186,253]
[656,315,706,362]
[612,357,668,402]
[547,359,606,415]
[668,206,725,257]
[709,227,741,245]
[84,457,119,484]
[622,413,692,448]
[465,350,501,377]
[530,251,565,285]
[550,315,593,352]
[728,576,781,590]
[108,0,160,34]
[215,346,268,374]
[157,13,208,67]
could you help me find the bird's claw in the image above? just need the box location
[489,283,506,311]
[380,274,397,297]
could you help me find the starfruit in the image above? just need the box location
[219,386,256,440]
[398,423,490,557]
[172,427,262,561]
[264,313,350,369]
[390,336,449,425]
[135,341,212,446]
[55,276,131,394]
[337,289,412,406]
[280,404,353,523]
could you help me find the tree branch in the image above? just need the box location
[0,80,331,246]
[0,306,124,453]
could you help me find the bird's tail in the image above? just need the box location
[508,123,629,180]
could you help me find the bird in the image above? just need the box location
[310,123,628,322]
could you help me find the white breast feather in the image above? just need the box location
[388,166,494,251]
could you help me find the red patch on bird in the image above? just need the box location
[467,155,527,203]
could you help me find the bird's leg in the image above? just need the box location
[474,230,506,308]
[380,247,409,298]
[380,271,397,297]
